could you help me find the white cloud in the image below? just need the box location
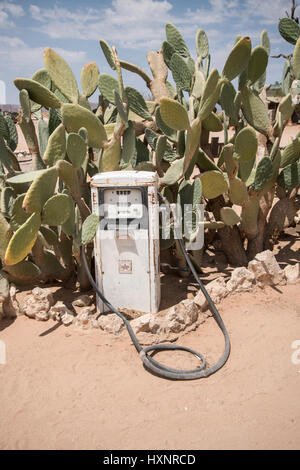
[245,0,292,24]
[0,35,86,71]
[27,0,292,51]
[29,0,174,48]
[0,1,24,27]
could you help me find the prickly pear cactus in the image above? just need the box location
[0,19,299,291]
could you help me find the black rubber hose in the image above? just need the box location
[82,193,231,380]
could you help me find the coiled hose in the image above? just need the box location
[82,192,230,380]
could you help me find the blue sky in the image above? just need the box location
[0,0,297,103]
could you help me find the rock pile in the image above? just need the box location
[0,251,299,343]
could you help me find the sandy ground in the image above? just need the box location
[0,121,299,450]
[0,281,300,451]
[0,225,300,450]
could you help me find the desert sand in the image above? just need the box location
[0,121,299,450]
[0,280,300,450]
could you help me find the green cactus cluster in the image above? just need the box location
[0,19,299,293]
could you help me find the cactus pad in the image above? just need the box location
[5,260,41,285]
[293,37,300,79]
[14,78,61,109]
[99,39,116,70]
[31,68,51,89]
[81,62,99,98]
[165,23,190,58]
[196,29,209,58]
[100,139,121,172]
[277,161,300,189]
[169,53,192,91]
[66,132,87,169]
[155,106,177,142]
[198,68,221,120]
[98,74,120,104]
[241,86,271,135]
[41,194,71,226]
[184,117,202,172]
[120,121,136,168]
[160,98,190,131]
[81,214,100,245]
[161,157,185,185]
[37,118,49,158]
[280,137,300,168]
[278,17,300,45]
[114,90,128,123]
[247,46,268,84]
[23,167,58,214]
[0,135,13,171]
[10,194,29,230]
[61,190,76,236]
[235,127,258,162]
[192,70,206,99]
[220,207,241,226]
[0,186,14,216]
[6,170,45,194]
[253,157,273,192]
[125,87,153,121]
[0,212,12,259]
[228,177,249,205]
[56,160,80,198]
[179,178,202,210]
[43,123,66,166]
[4,212,41,266]
[220,81,236,118]
[278,93,294,124]
[44,48,79,103]
[200,170,228,199]
[4,114,18,151]
[202,112,223,132]
[222,37,251,81]
[162,40,175,68]
[61,103,107,149]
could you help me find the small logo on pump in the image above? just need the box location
[119,260,132,274]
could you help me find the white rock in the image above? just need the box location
[35,310,51,321]
[284,263,300,284]
[49,301,74,321]
[98,313,124,334]
[248,250,285,286]
[168,299,199,333]
[61,313,75,326]
[255,250,282,275]
[194,276,228,310]
[80,306,94,315]
[32,287,54,303]
[248,259,269,285]
[89,317,100,329]
[76,312,90,325]
[227,267,255,293]
[148,314,161,334]
[72,295,92,307]
[193,290,208,311]
[206,276,229,303]
[22,287,54,320]
[152,299,199,335]
[130,313,151,334]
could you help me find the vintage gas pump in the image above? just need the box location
[90,171,160,314]
[84,170,230,380]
